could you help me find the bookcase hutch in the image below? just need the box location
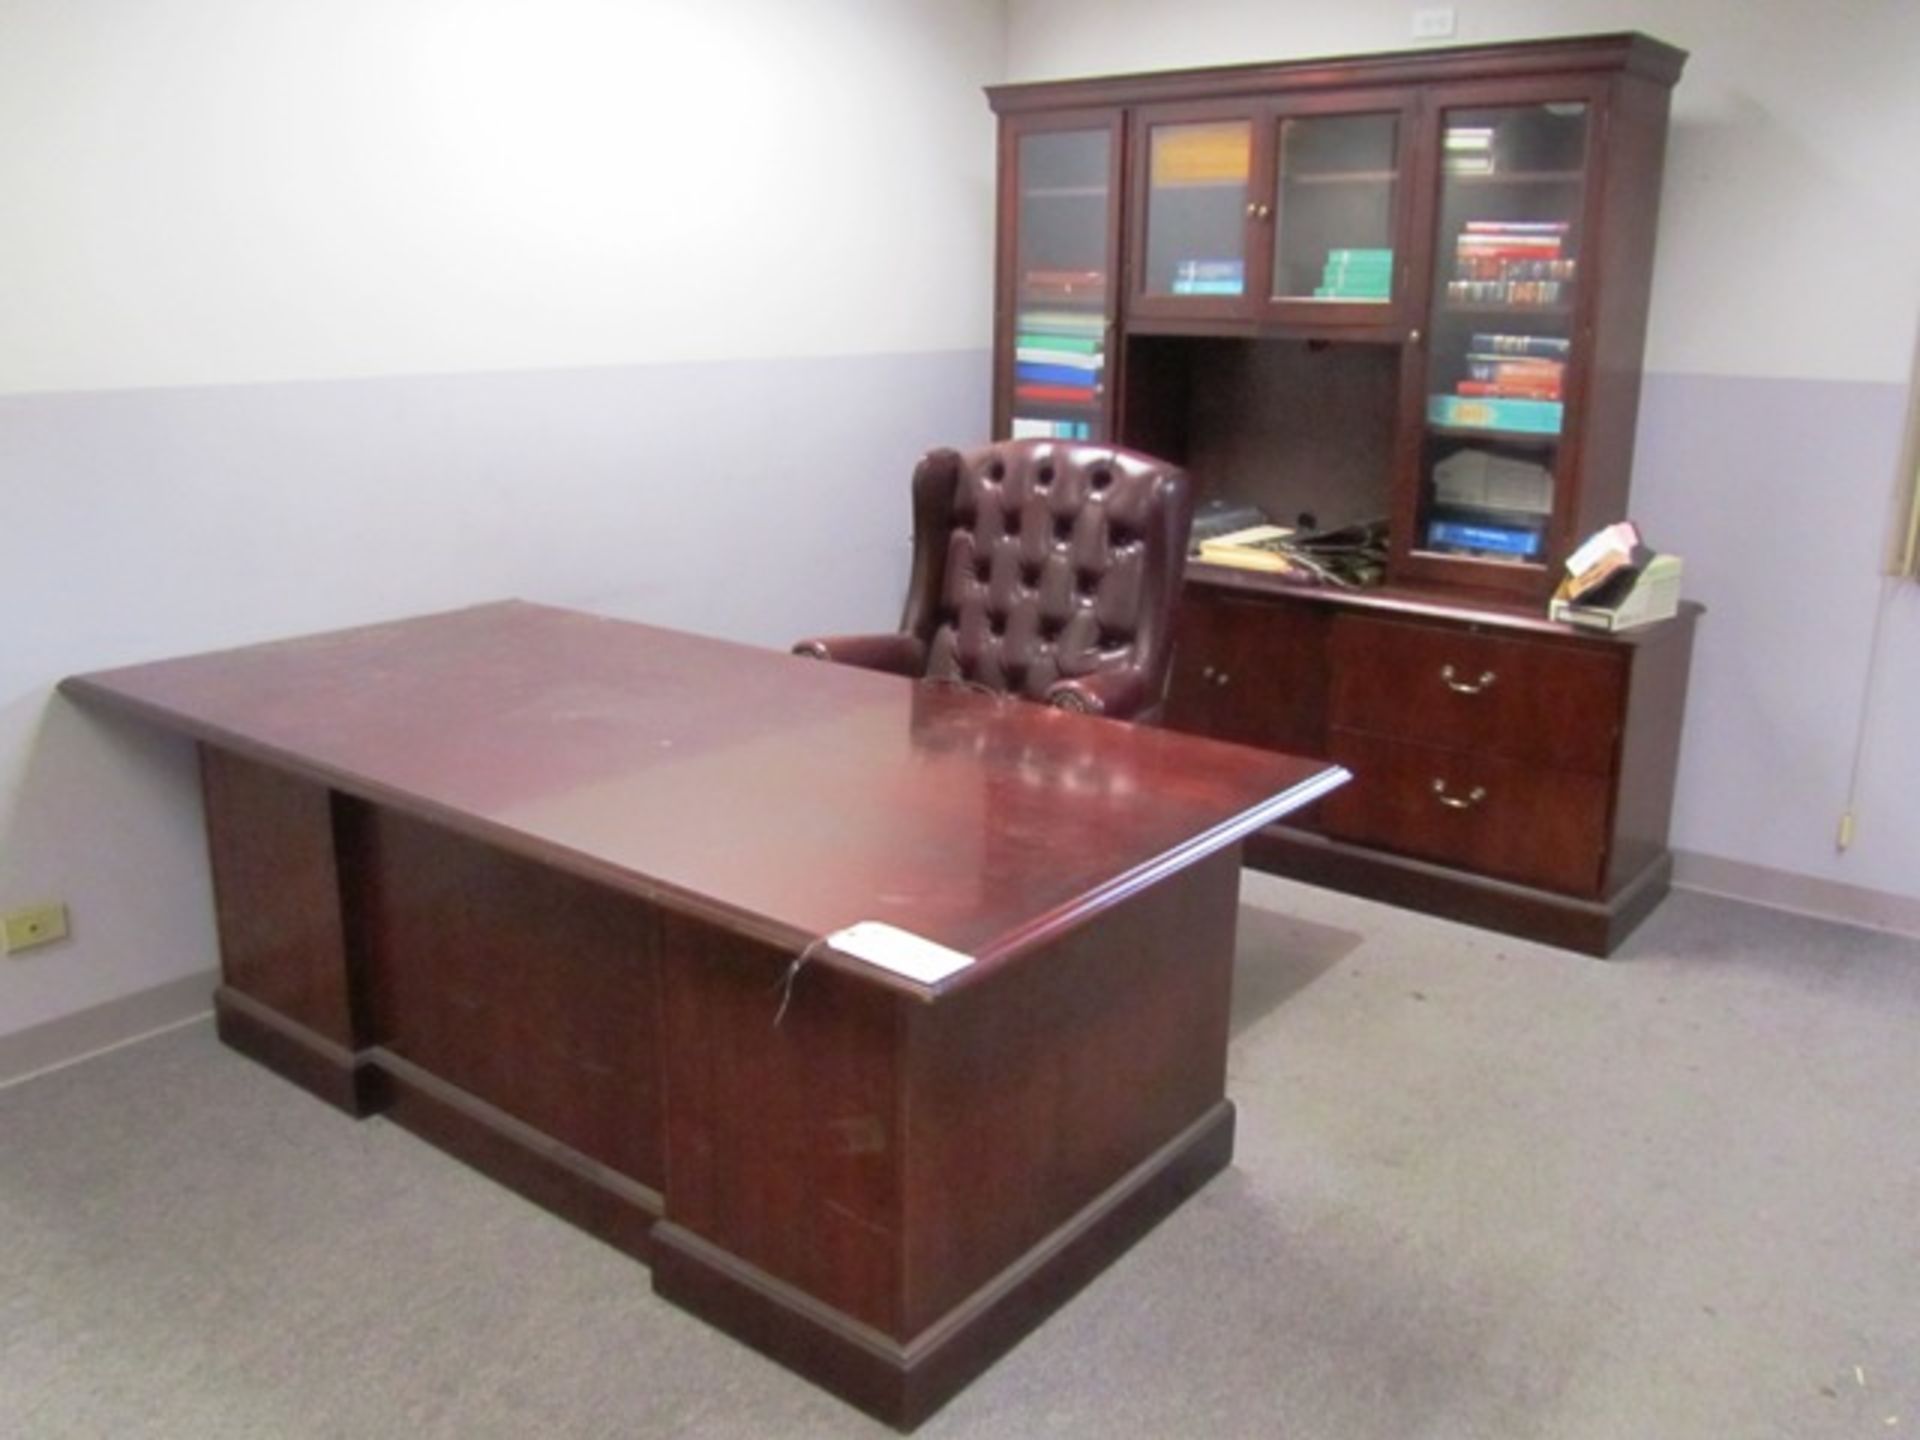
[986,33,1699,954]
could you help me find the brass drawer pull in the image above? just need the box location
[1439,663,1496,694]
[1431,778,1488,810]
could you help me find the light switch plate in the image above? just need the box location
[1413,6,1457,38]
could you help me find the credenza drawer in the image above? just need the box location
[1330,615,1625,775]
[1320,729,1610,896]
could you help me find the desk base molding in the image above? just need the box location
[218,975,1236,1430]
[1247,824,1673,956]
[653,1100,1236,1431]
[214,986,375,1116]
[368,1048,665,1266]
[214,985,664,1263]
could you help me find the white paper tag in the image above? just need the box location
[825,921,975,986]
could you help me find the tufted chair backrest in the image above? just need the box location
[899,440,1192,715]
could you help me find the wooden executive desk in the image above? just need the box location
[64,601,1346,1428]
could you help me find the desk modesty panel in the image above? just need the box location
[63,603,1347,1428]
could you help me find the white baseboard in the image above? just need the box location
[1673,851,1920,942]
[0,970,216,1090]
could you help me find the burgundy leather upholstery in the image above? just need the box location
[793,440,1193,722]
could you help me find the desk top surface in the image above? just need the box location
[64,602,1344,993]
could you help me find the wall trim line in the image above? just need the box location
[1672,850,1920,943]
[0,970,215,1090]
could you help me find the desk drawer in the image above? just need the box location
[1321,729,1610,896]
[1330,615,1624,775]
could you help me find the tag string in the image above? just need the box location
[772,936,828,1027]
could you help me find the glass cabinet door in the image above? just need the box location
[1414,98,1591,575]
[1004,121,1118,442]
[1137,116,1255,307]
[1270,110,1403,313]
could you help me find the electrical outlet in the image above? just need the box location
[4,903,70,954]
[1412,6,1457,39]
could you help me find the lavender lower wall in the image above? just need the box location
[5,355,1912,1054]
[0,350,991,1040]
[1631,370,1919,909]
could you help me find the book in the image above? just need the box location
[1463,221,1569,234]
[1011,417,1093,440]
[1550,553,1683,630]
[1189,499,1273,548]
[1464,352,1564,373]
[1197,523,1301,574]
[1024,268,1104,288]
[1556,520,1649,604]
[1457,380,1563,401]
[1172,258,1245,295]
[1432,448,1554,513]
[1016,310,1105,336]
[1428,394,1564,434]
[1016,349,1102,372]
[1470,333,1572,358]
[1016,360,1101,386]
[1015,383,1097,405]
[1021,268,1106,301]
[1426,518,1543,558]
[1015,332,1100,354]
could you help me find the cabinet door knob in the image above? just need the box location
[1216,671,1230,686]
[1439,663,1496,694]
[1201,665,1215,679]
[1431,779,1488,810]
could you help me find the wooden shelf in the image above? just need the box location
[1444,169,1585,185]
[1439,302,1573,319]
[1427,422,1562,447]
[1284,170,1398,186]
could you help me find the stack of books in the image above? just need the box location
[1313,247,1392,300]
[1171,258,1245,296]
[1445,221,1576,307]
[1461,346,1565,402]
[1196,523,1299,575]
[1014,272,1106,415]
[1429,329,1571,435]
[1444,125,1495,174]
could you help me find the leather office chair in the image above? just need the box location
[793,439,1193,722]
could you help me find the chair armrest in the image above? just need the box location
[1043,669,1155,722]
[791,632,927,678]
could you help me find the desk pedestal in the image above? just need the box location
[202,745,1241,1429]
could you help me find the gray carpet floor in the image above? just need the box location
[4,876,1917,1439]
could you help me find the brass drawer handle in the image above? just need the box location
[1431,778,1488,810]
[1439,663,1496,695]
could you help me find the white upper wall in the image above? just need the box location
[1005,0,1920,385]
[0,0,1005,396]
